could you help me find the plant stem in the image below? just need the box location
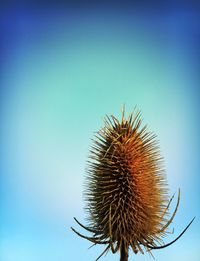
[120,240,128,261]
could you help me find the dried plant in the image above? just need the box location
[71,108,194,261]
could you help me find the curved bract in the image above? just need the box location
[71,108,194,261]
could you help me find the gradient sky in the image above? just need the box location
[1,1,200,260]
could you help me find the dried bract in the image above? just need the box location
[71,108,194,261]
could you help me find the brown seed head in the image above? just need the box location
[72,108,195,260]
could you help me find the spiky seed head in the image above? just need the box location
[72,108,194,260]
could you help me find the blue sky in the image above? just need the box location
[1,1,200,260]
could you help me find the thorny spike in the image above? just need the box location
[158,189,180,233]
[71,227,109,244]
[96,245,110,261]
[145,217,195,250]
[73,217,100,234]
[159,192,176,221]
[109,205,115,253]
[71,107,194,260]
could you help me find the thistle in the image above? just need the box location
[71,107,194,261]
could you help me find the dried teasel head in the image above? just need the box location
[71,107,194,261]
